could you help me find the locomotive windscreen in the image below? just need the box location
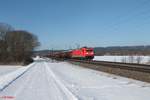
[86,50,93,52]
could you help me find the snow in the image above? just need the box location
[0,58,150,100]
[94,55,150,64]
[33,56,45,61]
[0,63,35,91]
[45,62,78,100]
[0,65,21,76]
[48,61,150,100]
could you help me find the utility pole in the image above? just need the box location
[51,48,54,62]
[75,43,80,49]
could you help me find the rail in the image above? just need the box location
[67,59,150,73]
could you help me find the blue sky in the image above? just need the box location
[0,0,150,50]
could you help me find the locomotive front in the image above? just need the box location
[83,47,94,59]
[70,47,94,60]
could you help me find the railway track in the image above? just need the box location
[67,59,150,83]
[68,59,150,73]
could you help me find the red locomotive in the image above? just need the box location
[50,47,94,60]
[70,47,94,60]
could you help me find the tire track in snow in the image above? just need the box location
[13,62,39,97]
[44,62,79,100]
[0,62,35,92]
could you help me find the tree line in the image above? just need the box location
[0,23,40,64]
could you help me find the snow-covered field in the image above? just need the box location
[94,56,150,64]
[0,65,21,76]
[0,58,150,100]
[0,63,34,91]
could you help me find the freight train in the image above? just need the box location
[48,47,94,60]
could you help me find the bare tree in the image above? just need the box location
[147,56,150,64]
[0,23,14,62]
[128,56,134,63]
[0,23,40,64]
[6,30,40,62]
[121,57,127,63]
[136,56,143,64]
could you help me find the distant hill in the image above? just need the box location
[94,45,150,55]
[34,50,66,56]
[34,50,50,56]
[34,45,150,56]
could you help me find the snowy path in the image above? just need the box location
[0,61,78,100]
[0,59,150,100]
